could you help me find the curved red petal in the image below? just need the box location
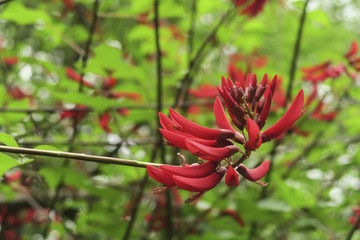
[262,89,304,141]
[256,89,272,127]
[185,139,239,161]
[169,108,234,140]
[237,160,270,182]
[172,171,223,192]
[160,161,218,178]
[214,97,236,132]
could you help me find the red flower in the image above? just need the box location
[232,0,268,17]
[3,170,22,182]
[60,105,88,122]
[301,61,345,82]
[311,101,337,122]
[240,0,267,17]
[103,77,117,89]
[345,41,358,60]
[99,112,111,133]
[150,73,304,193]
[188,84,218,99]
[65,67,94,88]
[2,56,19,65]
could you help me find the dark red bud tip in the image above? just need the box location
[236,160,270,182]
[269,75,277,96]
[225,165,239,187]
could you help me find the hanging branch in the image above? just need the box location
[286,0,310,103]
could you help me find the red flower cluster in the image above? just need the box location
[2,56,19,65]
[301,61,345,83]
[187,83,218,115]
[61,67,141,132]
[148,74,304,198]
[233,0,268,18]
[1,170,61,240]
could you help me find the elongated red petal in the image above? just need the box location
[160,129,232,150]
[185,139,239,161]
[214,97,236,132]
[172,169,225,192]
[262,89,304,142]
[65,67,94,88]
[301,61,330,74]
[244,118,262,151]
[147,166,176,186]
[159,112,181,131]
[225,165,239,187]
[237,160,270,181]
[256,89,272,129]
[160,161,218,178]
[268,75,277,96]
[345,41,358,59]
[169,108,234,140]
[214,97,245,143]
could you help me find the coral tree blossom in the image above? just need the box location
[148,74,304,199]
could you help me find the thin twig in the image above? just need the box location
[153,0,173,239]
[0,100,214,113]
[79,0,99,92]
[286,0,310,103]
[0,0,13,5]
[172,3,234,108]
[187,0,197,62]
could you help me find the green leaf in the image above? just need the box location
[0,132,19,147]
[39,167,63,189]
[35,145,62,152]
[0,153,19,177]
[1,2,52,25]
